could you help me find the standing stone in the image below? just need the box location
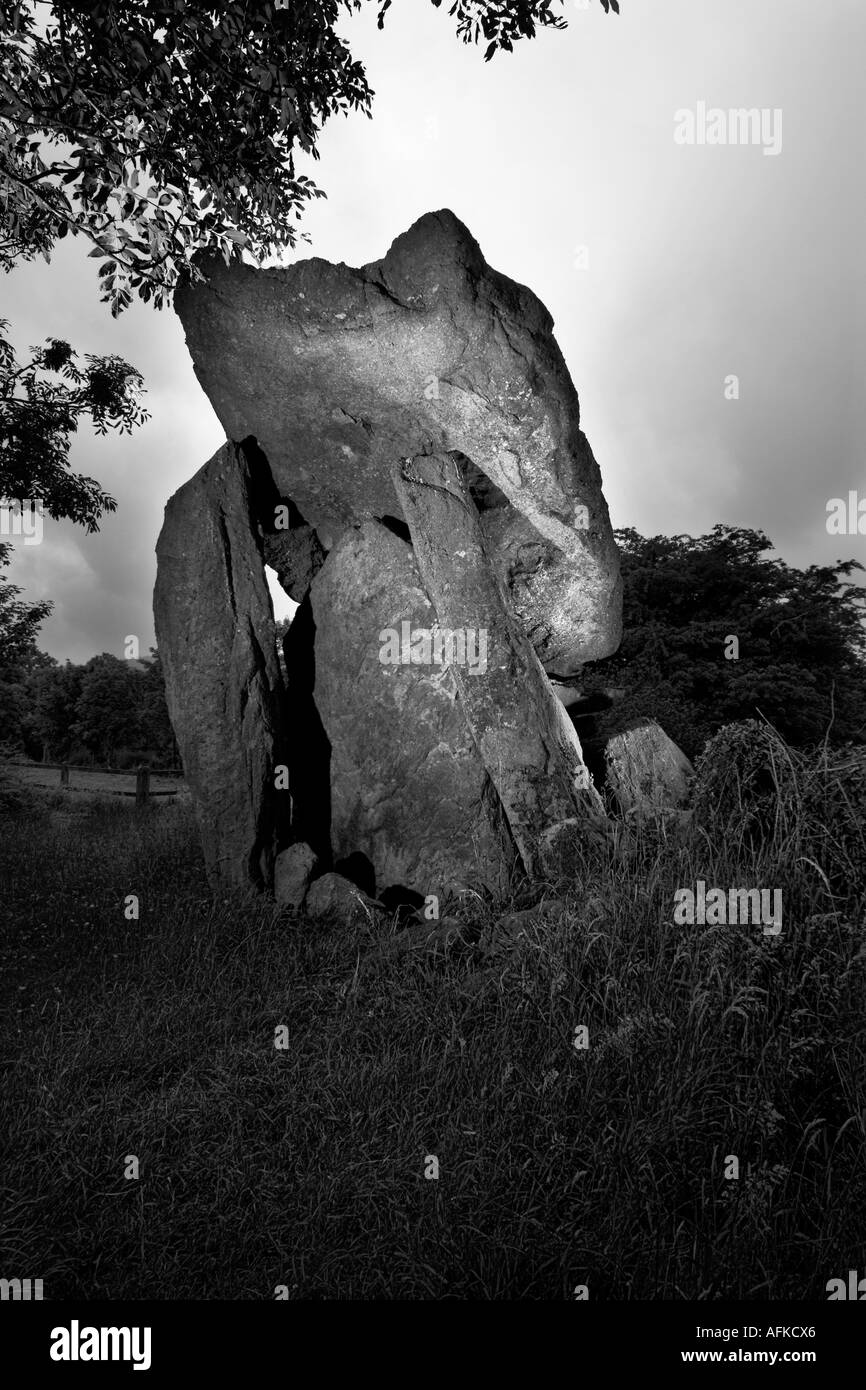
[154,442,287,892]
[308,520,517,899]
[393,453,605,878]
[604,721,694,818]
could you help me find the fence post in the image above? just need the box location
[136,764,150,807]
[60,764,69,789]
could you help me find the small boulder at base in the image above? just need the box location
[305,873,378,922]
[274,842,318,909]
[603,721,694,818]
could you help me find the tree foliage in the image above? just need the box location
[71,653,145,762]
[582,525,866,756]
[12,647,176,765]
[0,321,148,528]
[0,537,175,761]
[23,658,82,762]
[0,0,618,530]
[0,1,618,314]
[0,538,50,665]
[0,537,52,741]
[382,0,619,62]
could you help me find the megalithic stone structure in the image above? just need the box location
[155,210,623,901]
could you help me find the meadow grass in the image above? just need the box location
[1,734,864,1300]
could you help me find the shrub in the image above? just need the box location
[692,719,801,851]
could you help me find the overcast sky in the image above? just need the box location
[4,0,864,664]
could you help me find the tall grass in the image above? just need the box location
[0,727,864,1299]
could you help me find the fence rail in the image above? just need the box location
[61,763,183,802]
[2,758,184,803]
[14,761,181,776]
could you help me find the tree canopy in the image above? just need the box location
[0,537,52,744]
[0,1,619,314]
[581,525,866,755]
[0,0,618,532]
[0,539,50,665]
[8,647,177,766]
[0,322,148,528]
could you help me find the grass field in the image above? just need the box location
[1,728,864,1300]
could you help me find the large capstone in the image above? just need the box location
[175,209,622,673]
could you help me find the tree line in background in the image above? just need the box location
[1,652,176,768]
[0,542,176,766]
[1,521,863,771]
[583,524,866,758]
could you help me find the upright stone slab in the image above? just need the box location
[307,520,516,898]
[604,721,694,818]
[393,453,605,878]
[154,442,287,891]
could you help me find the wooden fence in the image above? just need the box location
[48,762,185,804]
